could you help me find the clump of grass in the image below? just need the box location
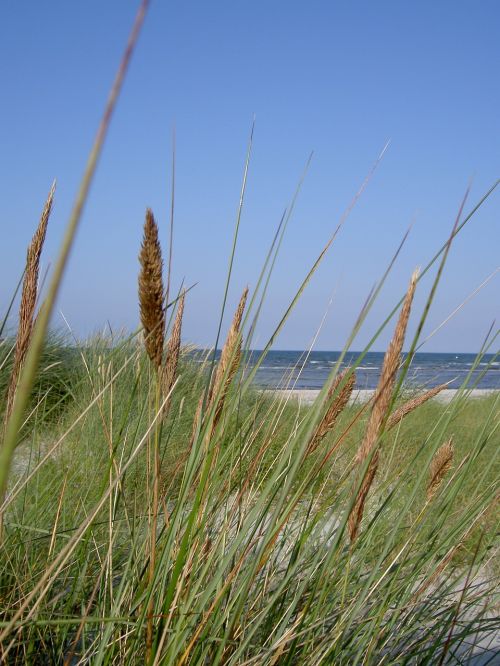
[0,320,497,663]
[1,188,497,666]
[0,5,498,661]
[138,206,190,658]
[0,332,80,429]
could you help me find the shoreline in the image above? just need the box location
[265,388,499,406]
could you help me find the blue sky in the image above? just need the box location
[1,1,498,352]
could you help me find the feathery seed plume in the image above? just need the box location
[188,289,248,449]
[427,438,454,500]
[162,291,185,412]
[308,369,355,453]
[348,451,379,543]
[356,269,419,465]
[386,383,448,431]
[5,182,55,422]
[349,269,418,542]
[207,287,248,430]
[139,208,165,370]
[210,287,248,428]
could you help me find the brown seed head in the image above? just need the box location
[356,269,419,465]
[348,269,418,542]
[427,437,454,500]
[208,287,248,429]
[308,369,355,453]
[5,182,55,421]
[348,450,379,543]
[387,383,448,431]
[139,208,165,370]
[162,291,185,412]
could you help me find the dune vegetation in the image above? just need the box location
[1,183,498,664]
[1,3,498,663]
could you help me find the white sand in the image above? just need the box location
[267,388,498,406]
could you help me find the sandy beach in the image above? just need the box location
[268,388,499,406]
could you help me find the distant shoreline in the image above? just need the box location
[266,388,499,406]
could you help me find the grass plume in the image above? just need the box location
[208,286,248,429]
[308,368,355,452]
[387,382,448,431]
[348,450,380,544]
[162,290,185,412]
[138,207,167,658]
[139,208,165,370]
[349,269,419,541]
[428,437,454,500]
[4,182,55,424]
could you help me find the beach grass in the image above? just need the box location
[0,308,498,663]
[0,3,499,661]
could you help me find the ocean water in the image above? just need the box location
[238,350,500,390]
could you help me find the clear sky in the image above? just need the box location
[1,1,498,352]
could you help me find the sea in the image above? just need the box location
[205,350,499,391]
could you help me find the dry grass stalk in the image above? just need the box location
[5,182,55,422]
[386,383,448,431]
[427,438,454,500]
[187,289,248,452]
[138,208,167,659]
[139,208,165,370]
[188,288,248,454]
[348,451,379,543]
[162,291,185,412]
[349,269,419,542]
[208,287,248,429]
[356,269,419,465]
[308,369,355,453]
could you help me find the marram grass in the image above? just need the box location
[0,198,498,664]
[4,182,55,424]
[0,4,498,661]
